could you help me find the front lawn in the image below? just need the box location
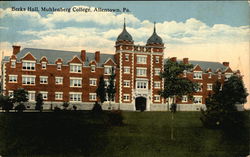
[0,111,249,157]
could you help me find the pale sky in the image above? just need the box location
[0,1,249,109]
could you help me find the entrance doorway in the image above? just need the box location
[135,97,146,111]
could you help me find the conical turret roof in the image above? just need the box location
[117,18,133,42]
[147,22,163,45]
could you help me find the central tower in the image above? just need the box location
[115,20,165,111]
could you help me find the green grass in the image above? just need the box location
[0,111,249,157]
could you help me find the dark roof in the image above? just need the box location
[5,48,115,66]
[147,24,163,45]
[117,22,133,42]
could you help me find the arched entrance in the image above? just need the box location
[135,97,147,111]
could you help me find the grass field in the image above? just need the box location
[0,111,249,157]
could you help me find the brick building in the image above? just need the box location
[1,22,240,111]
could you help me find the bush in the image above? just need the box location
[54,106,61,112]
[107,110,123,126]
[92,102,103,113]
[14,103,26,112]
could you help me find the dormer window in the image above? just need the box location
[57,63,62,70]
[41,62,47,69]
[22,61,35,71]
[218,72,221,79]
[104,66,112,75]
[11,60,16,68]
[193,71,202,79]
[70,64,82,73]
[91,65,96,72]
[208,72,212,78]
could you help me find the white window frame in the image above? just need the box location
[11,60,16,68]
[154,81,161,89]
[70,77,82,88]
[91,65,96,72]
[70,63,82,73]
[89,78,97,86]
[225,73,233,80]
[28,91,36,102]
[193,96,202,104]
[8,90,14,98]
[208,72,212,78]
[55,92,63,100]
[41,62,47,69]
[125,54,129,61]
[218,72,222,79]
[22,75,36,85]
[40,76,48,84]
[137,55,147,64]
[196,83,203,92]
[207,83,213,91]
[89,93,97,101]
[104,66,112,75]
[123,80,130,87]
[193,71,202,79]
[69,92,82,102]
[57,63,62,70]
[182,95,188,103]
[123,94,130,102]
[124,66,130,74]
[136,81,148,89]
[154,68,161,76]
[155,56,160,63]
[22,61,36,71]
[55,77,63,85]
[9,75,18,83]
[136,67,147,77]
[40,91,48,100]
[154,95,161,102]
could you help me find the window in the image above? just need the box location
[182,95,188,103]
[193,96,202,104]
[22,61,35,70]
[41,62,46,69]
[70,77,82,87]
[196,83,203,92]
[155,56,160,63]
[225,73,232,80]
[28,91,36,101]
[8,90,14,98]
[55,77,63,85]
[22,75,36,85]
[154,68,161,76]
[125,54,129,61]
[123,80,130,87]
[11,60,16,68]
[104,66,112,75]
[193,72,202,79]
[89,93,97,101]
[218,72,221,79]
[55,92,63,100]
[154,95,161,102]
[136,81,147,89]
[136,68,147,76]
[91,65,96,72]
[137,55,147,64]
[40,91,48,100]
[40,76,48,84]
[89,78,97,86]
[57,63,62,70]
[70,64,82,73]
[123,94,130,101]
[104,79,109,87]
[69,93,82,102]
[124,67,130,74]
[154,82,161,89]
[9,75,17,83]
[208,72,212,78]
[207,84,213,91]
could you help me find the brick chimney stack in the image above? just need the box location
[95,51,100,62]
[81,50,86,62]
[170,57,177,62]
[12,45,21,55]
[183,58,189,64]
[223,62,229,67]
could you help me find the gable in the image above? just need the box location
[103,58,116,66]
[89,60,97,66]
[20,52,36,61]
[224,67,233,73]
[193,64,202,71]
[55,58,63,64]
[40,56,48,63]
[68,56,82,64]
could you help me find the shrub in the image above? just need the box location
[92,101,103,113]
[54,106,61,112]
[14,103,26,112]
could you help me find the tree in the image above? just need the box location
[160,59,198,140]
[201,76,248,128]
[96,76,106,106]
[35,93,44,112]
[13,88,28,112]
[62,101,69,110]
[107,67,116,110]
[0,95,13,112]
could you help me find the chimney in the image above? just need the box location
[81,50,86,62]
[183,58,189,64]
[12,45,21,55]
[170,57,177,62]
[223,62,229,67]
[95,51,100,62]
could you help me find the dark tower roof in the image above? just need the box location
[147,22,163,45]
[117,18,133,42]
